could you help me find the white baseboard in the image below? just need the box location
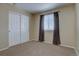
[29,39,36,41]
[60,44,75,49]
[0,46,9,51]
[60,44,79,56]
[31,39,38,41]
[74,48,79,56]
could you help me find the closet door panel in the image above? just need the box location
[9,12,20,46]
[14,13,20,45]
[21,15,29,43]
[9,12,15,46]
[9,12,29,46]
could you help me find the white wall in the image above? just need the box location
[59,5,76,48]
[29,14,36,41]
[0,4,31,50]
[33,14,40,41]
[44,31,53,44]
[0,4,9,49]
[32,4,76,48]
[75,3,79,55]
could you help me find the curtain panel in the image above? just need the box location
[39,15,44,42]
[53,12,61,45]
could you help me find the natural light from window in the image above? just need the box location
[44,14,54,31]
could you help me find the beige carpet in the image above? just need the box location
[0,41,76,56]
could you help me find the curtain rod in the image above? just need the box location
[40,11,60,15]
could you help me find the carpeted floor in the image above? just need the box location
[0,41,76,56]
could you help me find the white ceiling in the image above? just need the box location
[15,3,69,13]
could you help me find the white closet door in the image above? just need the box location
[9,12,20,46]
[21,15,29,43]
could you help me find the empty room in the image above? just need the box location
[0,3,79,56]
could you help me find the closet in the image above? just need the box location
[9,11,29,47]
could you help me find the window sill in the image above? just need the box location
[44,30,54,32]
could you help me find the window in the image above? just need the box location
[44,14,54,31]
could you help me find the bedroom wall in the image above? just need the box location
[59,4,76,48]
[29,14,36,41]
[75,3,79,55]
[44,31,53,44]
[0,4,9,49]
[0,4,31,50]
[32,4,76,48]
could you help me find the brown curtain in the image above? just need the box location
[53,12,61,45]
[39,15,44,42]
